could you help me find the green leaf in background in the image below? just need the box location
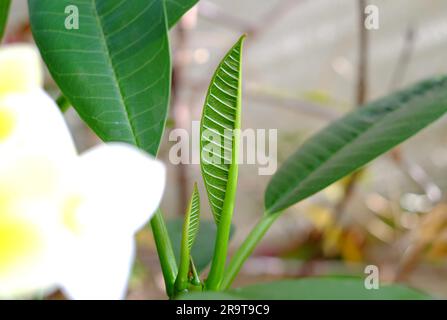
[181,277,431,300]
[167,219,235,272]
[29,0,171,155]
[175,183,201,291]
[200,35,245,225]
[265,76,447,214]
[0,0,11,42]
[165,0,199,29]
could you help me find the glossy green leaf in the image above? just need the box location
[200,35,245,225]
[0,0,11,42]
[167,219,235,272]
[165,0,199,29]
[265,76,447,214]
[29,0,171,155]
[182,277,431,300]
[175,183,201,291]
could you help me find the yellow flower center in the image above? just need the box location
[0,218,44,276]
[62,195,83,234]
[0,107,15,142]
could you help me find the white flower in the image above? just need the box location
[0,45,76,159]
[0,154,62,298]
[0,45,166,299]
[57,143,165,300]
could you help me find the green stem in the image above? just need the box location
[56,94,71,113]
[174,214,193,293]
[205,217,232,289]
[190,257,201,287]
[205,170,238,290]
[221,213,280,290]
[150,209,178,297]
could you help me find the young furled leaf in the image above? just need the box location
[175,183,201,292]
[200,35,245,290]
[185,183,200,251]
[200,35,244,226]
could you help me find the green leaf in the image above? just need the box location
[181,277,431,300]
[184,183,200,251]
[28,0,171,155]
[167,219,235,272]
[265,76,447,214]
[200,35,245,290]
[175,183,201,291]
[165,0,199,29]
[200,35,245,225]
[0,0,11,42]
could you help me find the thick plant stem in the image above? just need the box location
[205,200,236,290]
[205,129,241,291]
[221,213,280,290]
[150,209,178,297]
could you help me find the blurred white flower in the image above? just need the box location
[0,45,166,299]
[57,143,165,300]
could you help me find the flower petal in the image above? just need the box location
[0,213,60,299]
[60,235,135,300]
[0,89,76,161]
[0,45,42,96]
[63,143,166,236]
[0,156,62,299]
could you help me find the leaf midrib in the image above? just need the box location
[268,82,444,213]
[92,0,138,146]
[200,49,239,224]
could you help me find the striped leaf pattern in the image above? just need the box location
[200,35,245,225]
[176,183,201,291]
[185,183,200,251]
[265,76,447,214]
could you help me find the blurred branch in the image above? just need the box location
[355,0,368,108]
[333,171,363,221]
[391,152,442,203]
[387,25,441,203]
[388,26,416,90]
[171,18,192,216]
[198,0,304,39]
[245,0,305,42]
[332,0,369,220]
[5,21,30,44]
[395,204,447,281]
[198,2,253,32]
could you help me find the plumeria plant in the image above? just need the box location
[1,0,447,300]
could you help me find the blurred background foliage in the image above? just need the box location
[6,0,447,298]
